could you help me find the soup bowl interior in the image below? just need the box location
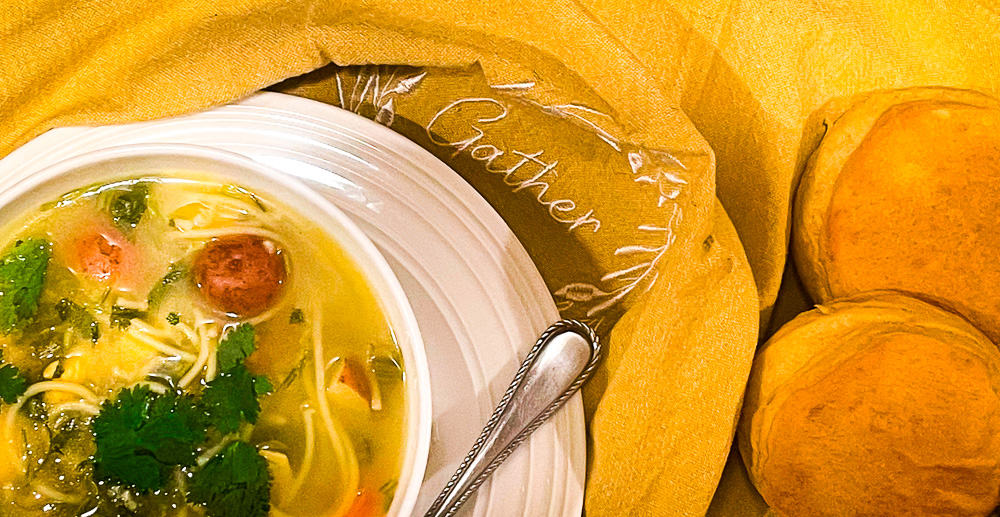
[0,143,431,517]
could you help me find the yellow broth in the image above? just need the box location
[0,177,405,516]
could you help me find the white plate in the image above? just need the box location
[0,92,585,517]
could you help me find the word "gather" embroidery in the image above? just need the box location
[426,98,601,233]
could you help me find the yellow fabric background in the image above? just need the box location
[575,0,1000,325]
[1,1,759,516]
[580,1,999,513]
[9,0,995,514]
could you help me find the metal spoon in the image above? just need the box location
[424,319,601,517]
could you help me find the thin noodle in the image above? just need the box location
[20,382,99,403]
[200,310,220,381]
[169,226,283,243]
[196,436,234,467]
[113,298,149,311]
[311,307,360,517]
[247,303,284,326]
[128,319,172,340]
[126,329,197,362]
[286,408,317,503]
[32,481,83,504]
[217,210,249,221]
[185,193,261,216]
[136,381,168,394]
[179,321,211,388]
[205,343,218,381]
[4,382,101,471]
[175,322,199,346]
[193,309,215,330]
[48,401,101,417]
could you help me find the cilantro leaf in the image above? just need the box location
[201,364,268,434]
[217,323,255,371]
[252,375,273,396]
[0,239,51,334]
[288,308,304,324]
[93,386,207,492]
[188,441,270,517]
[0,364,27,403]
[109,183,149,231]
[166,312,181,325]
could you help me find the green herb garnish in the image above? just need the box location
[109,183,149,231]
[110,305,145,330]
[201,364,271,434]
[253,375,273,396]
[166,312,181,325]
[217,323,255,371]
[187,440,270,517]
[288,308,305,325]
[93,386,207,492]
[0,239,51,334]
[203,323,271,433]
[0,364,27,403]
[56,298,100,343]
[147,263,186,310]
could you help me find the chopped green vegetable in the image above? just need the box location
[56,298,100,343]
[147,263,186,310]
[187,440,270,517]
[109,183,149,231]
[0,364,27,403]
[166,312,181,325]
[217,323,255,371]
[288,308,305,325]
[372,351,404,386]
[0,239,51,334]
[110,305,145,330]
[224,184,267,213]
[201,364,270,434]
[23,303,69,360]
[379,478,398,512]
[93,386,207,492]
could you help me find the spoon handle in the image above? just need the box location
[423,320,601,517]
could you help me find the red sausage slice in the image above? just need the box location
[75,234,124,282]
[69,223,138,286]
[194,235,286,317]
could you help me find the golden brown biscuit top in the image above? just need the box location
[820,99,1000,339]
[740,293,1000,517]
[762,331,1000,516]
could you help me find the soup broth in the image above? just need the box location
[0,176,405,517]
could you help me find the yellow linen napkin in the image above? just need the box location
[575,0,1000,326]
[567,0,1000,513]
[1,2,758,516]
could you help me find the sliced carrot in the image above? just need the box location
[344,489,382,517]
[338,359,372,402]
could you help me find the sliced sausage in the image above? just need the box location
[193,234,286,317]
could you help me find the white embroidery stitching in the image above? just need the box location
[327,66,691,326]
[426,97,603,233]
[334,66,427,126]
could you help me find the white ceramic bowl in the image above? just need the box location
[0,143,432,517]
